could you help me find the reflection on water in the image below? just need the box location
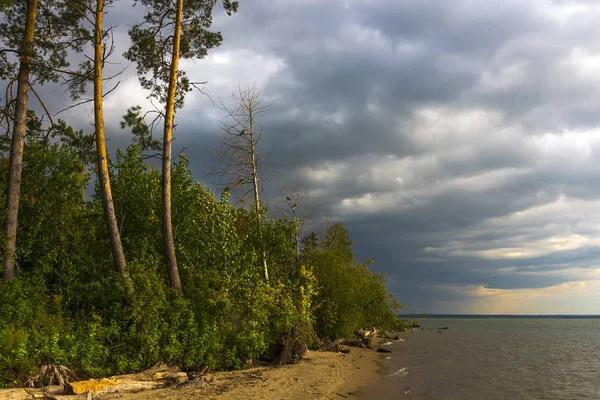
[358,318,600,400]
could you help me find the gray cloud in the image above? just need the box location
[22,0,600,313]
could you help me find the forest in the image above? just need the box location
[0,0,402,387]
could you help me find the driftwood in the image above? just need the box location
[318,338,345,352]
[65,366,188,398]
[376,348,392,353]
[0,365,190,400]
[319,328,381,352]
[345,339,372,349]
[356,328,377,340]
[0,387,85,400]
[26,364,76,388]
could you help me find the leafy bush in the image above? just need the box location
[0,140,401,387]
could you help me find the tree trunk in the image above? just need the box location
[93,0,130,290]
[2,0,38,281]
[162,0,183,294]
[250,123,268,283]
[293,207,300,258]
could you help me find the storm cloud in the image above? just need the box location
[33,0,600,313]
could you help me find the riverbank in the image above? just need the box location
[117,346,380,400]
[0,342,385,400]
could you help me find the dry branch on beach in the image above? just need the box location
[0,365,189,400]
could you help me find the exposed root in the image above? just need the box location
[26,364,76,388]
[275,326,307,365]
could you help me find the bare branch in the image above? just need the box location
[29,84,54,127]
[53,81,121,117]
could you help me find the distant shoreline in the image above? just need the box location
[400,314,600,319]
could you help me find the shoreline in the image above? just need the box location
[0,343,384,400]
[119,346,381,400]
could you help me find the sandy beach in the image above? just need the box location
[119,347,380,400]
[0,343,384,400]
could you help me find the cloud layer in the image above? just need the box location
[32,0,600,313]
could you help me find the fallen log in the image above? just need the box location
[65,374,188,398]
[0,387,85,400]
[318,338,345,352]
[338,345,351,354]
[0,388,35,400]
[0,366,189,400]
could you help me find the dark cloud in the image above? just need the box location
[23,0,600,313]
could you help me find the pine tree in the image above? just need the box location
[125,0,239,293]
[0,0,87,280]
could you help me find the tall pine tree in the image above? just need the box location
[125,0,238,293]
[0,0,86,280]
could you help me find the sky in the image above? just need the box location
[34,0,600,314]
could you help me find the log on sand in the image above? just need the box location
[0,365,188,400]
[66,368,188,398]
[0,387,84,399]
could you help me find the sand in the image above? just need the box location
[119,347,381,400]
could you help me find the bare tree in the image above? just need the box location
[210,85,269,282]
[281,179,315,258]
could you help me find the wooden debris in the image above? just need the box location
[275,326,307,365]
[0,387,86,400]
[26,364,76,388]
[64,365,188,398]
[318,338,345,352]
[356,328,377,340]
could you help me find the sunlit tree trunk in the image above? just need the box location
[93,0,129,287]
[249,118,268,283]
[2,0,38,281]
[162,0,183,294]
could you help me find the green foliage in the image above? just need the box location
[0,0,88,83]
[124,0,239,107]
[0,139,400,387]
[120,106,162,152]
[305,223,403,339]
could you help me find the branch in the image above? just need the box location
[190,81,215,106]
[29,84,54,126]
[54,81,121,117]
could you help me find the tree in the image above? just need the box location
[0,0,95,280]
[211,85,269,282]
[1,0,38,281]
[33,0,133,294]
[322,220,353,263]
[281,179,314,258]
[92,0,129,283]
[125,0,239,294]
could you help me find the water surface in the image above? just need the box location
[358,318,600,399]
